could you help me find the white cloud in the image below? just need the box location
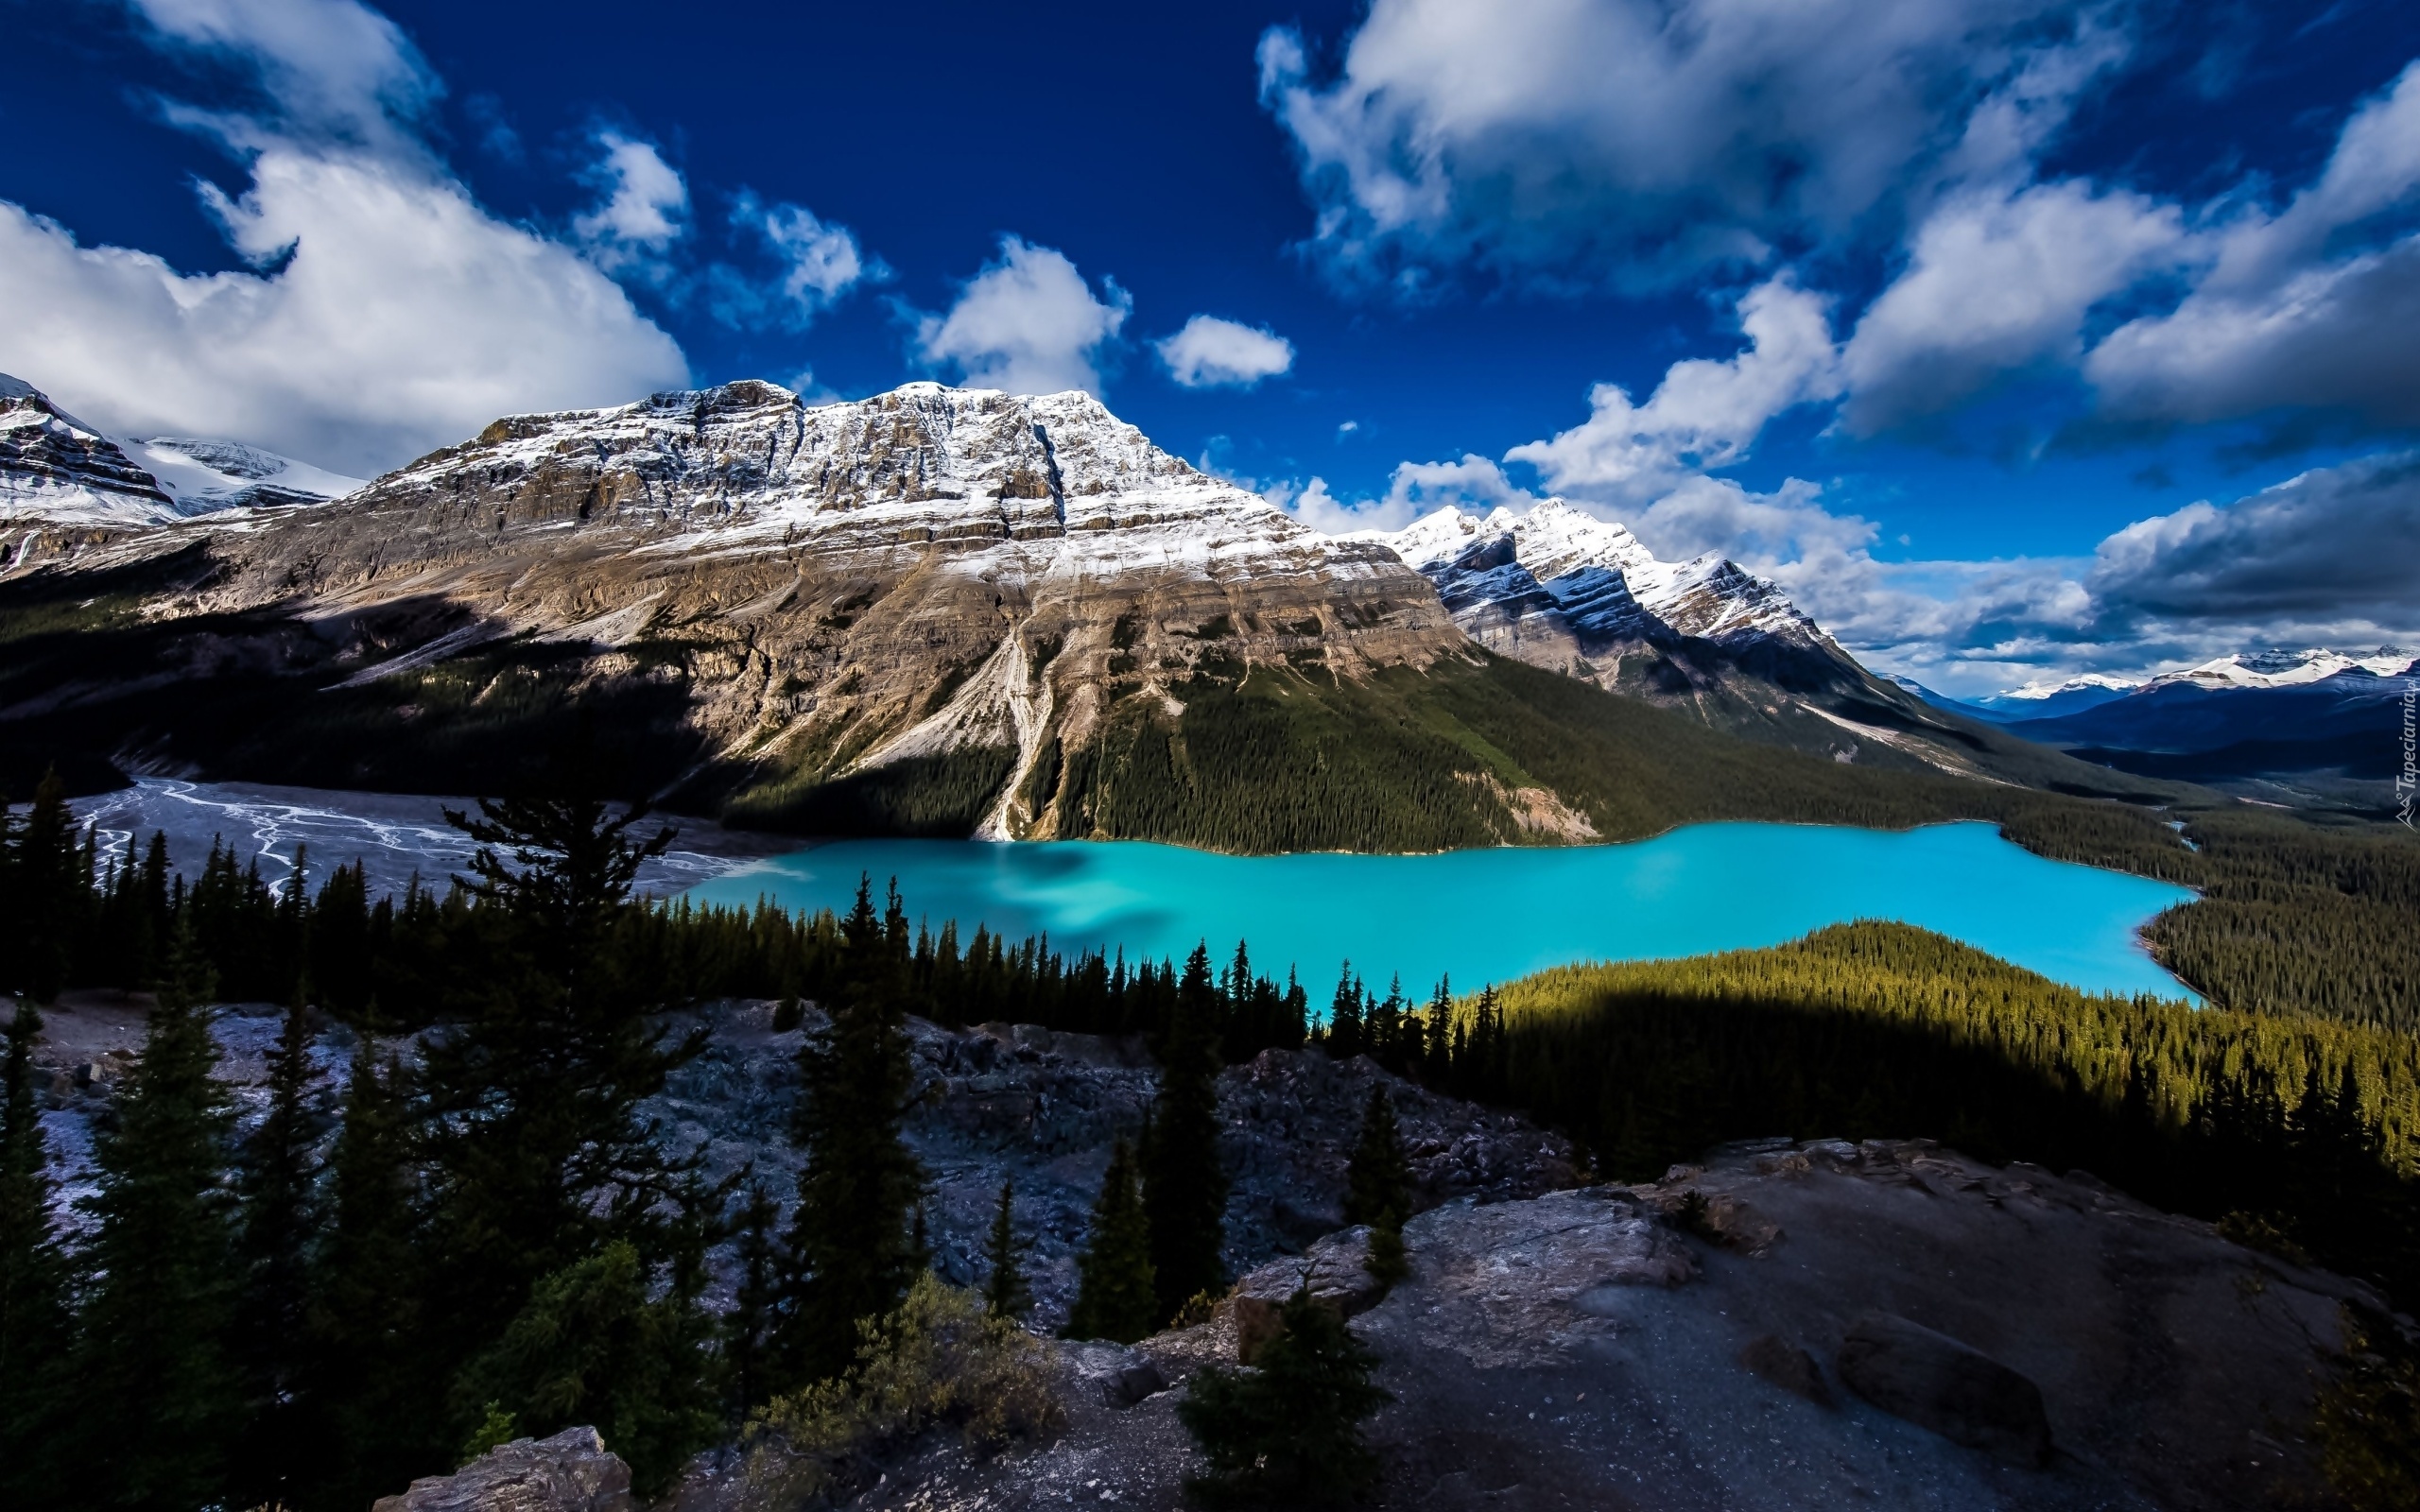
[2085,452,2420,628]
[0,0,690,473]
[129,0,439,154]
[0,150,688,476]
[915,237,1130,396]
[1842,181,2187,431]
[1507,277,1841,501]
[1155,315,1294,388]
[702,192,876,333]
[1258,0,2103,290]
[573,131,688,278]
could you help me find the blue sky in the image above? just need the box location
[5,0,2418,694]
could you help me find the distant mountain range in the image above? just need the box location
[0,373,361,534]
[1896,648,2414,805]
[0,374,2176,844]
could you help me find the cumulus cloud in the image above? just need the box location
[573,131,689,276]
[1155,315,1294,388]
[915,237,1130,396]
[128,0,439,154]
[2085,452,2420,629]
[1842,181,2187,430]
[1507,277,1841,501]
[1849,57,2420,435]
[1258,0,2102,291]
[0,0,696,473]
[701,192,877,332]
[0,153,687,476]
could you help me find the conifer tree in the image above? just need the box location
[73,926,244,1511]
[305,1046,431,1511]
[1178,1287,1390,1503]
[0,1003,74,1512]
[721,1181,784,1417]
[982,1177,1032,1321]
[232,990,322,1509]
[782,875,925,1383]
[1144,942,1231,1325]
[1325,962,1364,1059]
[1346,1084,1412,1286]
[1065,1138,1157,1344]
[15,771,79,1002]
[1345,1085,1411,1229]
[417,787,714,1407]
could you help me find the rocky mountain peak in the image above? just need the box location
[1359,496,1827,654]
[1,374,360,532]
[1,373,175,526]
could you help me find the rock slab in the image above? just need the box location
[1836,1311,2054,1467]
[372,1427,636,1512]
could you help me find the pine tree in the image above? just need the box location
[1346,1084,1412,1287]
[1143,942,1231,1325]
[0,1003,75,1512]
[73,927,245,1511]
[982,1177,1032,1321]
[782,875,926,1383]
[232,991,323,1509]
[14,771,80,1002]
[1065,1138,1157,1344]
[1345,1085,1411,1230]
[1325,962,1364,1059]
[417,788,716,1414]
[1178,1287,1391,1503]
[721,1181,784,1417]
[304,1046,432,1512]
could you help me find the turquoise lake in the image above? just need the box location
[683,821,2200,1001]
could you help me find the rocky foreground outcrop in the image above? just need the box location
[818,1138,2373,1512]
[372,1428,634,1512]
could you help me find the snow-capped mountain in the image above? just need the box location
[1349,499,2040,776]
[1366,499,1827,653]
[2143,647,2414,691]
[156,379,1461,837]
[1,374,177,526]
[124,437,363,515]
[1,373,361,530]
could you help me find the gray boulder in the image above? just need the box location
[371,1427,635,1512]
[1836,1312,2053,1466]
[1229,1225,1388,1364]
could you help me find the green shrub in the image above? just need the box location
[741,1274,1062,1506]
[1178,1288,1390,1505]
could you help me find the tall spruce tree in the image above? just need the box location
[304,1046,432,1512]
[14,771,80,1002]
[721,1181,785,1417]
[1143,943,1232,1325]
[417,788,716,1427]
[1065,1138,1157,1344]
[232,991,323,1509]
[982,1177,1032,1321]
[782,875,925,1383]
[1345,1084,1412,1286]
[0,1003,74,1512]
[1344,1085,1410,1229]
[73,926,245,1511]
[1325,962,1364,1059]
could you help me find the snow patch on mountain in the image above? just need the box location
[2,374,361,527]
[1356,497,1828,649]
[2146,647,2415,690]
[365,379,1404,592]
[127,438,364,515]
